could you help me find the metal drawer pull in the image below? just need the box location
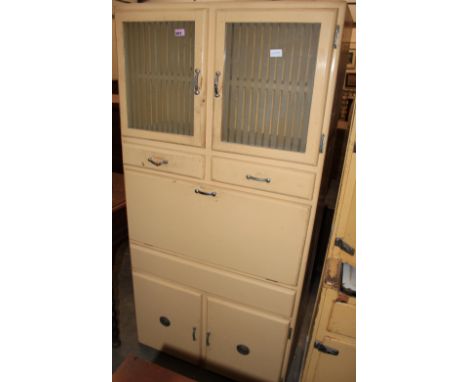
[206,332,211,346]
[246,174,271,183]
[195,188,217,197]
[193,68,201,95]
[192,327,197,341]
[314,341,339,356]
[236,344,250,356]
[147,158,168,167]
[214,71,221,97]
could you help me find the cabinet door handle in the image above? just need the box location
[206,331,211,346]
[195,188,217,197]
[214,71,221,98]
[192,327,197,341]
[193,68,201,95]
[246,174,271,183]
[314,341,339,356]
[148,158,168,167]
[335,237,355,256]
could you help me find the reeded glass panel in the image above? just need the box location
[221,23,321,153]
[124,21,195,136]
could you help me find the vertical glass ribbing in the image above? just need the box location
[221,23,321,153]
[124,21,195,136]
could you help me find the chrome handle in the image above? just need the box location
[206,331,211,346]
[246,174,271,183]
[192,327,197,341]
[193,68,201,95]
[148,158,168,167]
[195,188,217,197]
[214,71,221,98]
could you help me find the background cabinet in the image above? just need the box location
[115,1,351,381]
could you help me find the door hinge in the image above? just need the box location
[319,134,325,153]
[335,237,355,256]
[288,326,293,340]
[314,341,339,356]
[333,25,340,49]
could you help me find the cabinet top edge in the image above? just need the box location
[114,0,348,12]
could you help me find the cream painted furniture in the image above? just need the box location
[302,105,356,382]
[115,1,351,381]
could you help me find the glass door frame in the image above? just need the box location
[211,9,337,165]
[116,9,208,147]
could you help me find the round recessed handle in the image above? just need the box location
[236,344,250,356]
[159,316,171,327]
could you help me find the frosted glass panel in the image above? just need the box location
[124,21,195,136]
[221,23,321,153]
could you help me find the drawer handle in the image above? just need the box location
[195,188,217,197]
[193,68,201,95]
[192,327,197,341]
[236,344,250,356]
[314,341,339,356]
[148,158,168,167]
[214,71,221,98]
[246,174,271,183]
[159,316,171,327]
[206,331,211,346]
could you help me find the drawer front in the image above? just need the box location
[212,156,316,199]
[125,170,310,285]
[327,301,356,338]
[130,244,296,317]
[123,143,204,179]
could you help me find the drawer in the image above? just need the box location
[123,143,204,179]
[130,244,296,317]
[125,170,310,285]
[327,301,356,338]
[211,156,315,199]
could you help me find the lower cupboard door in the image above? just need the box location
[132,273,202,362]
[311,337,356,382]
[206,297,290,382]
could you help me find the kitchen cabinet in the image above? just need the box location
[115,1,351,380]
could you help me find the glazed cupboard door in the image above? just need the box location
[116,10,207,146]
[205,297,290,382]
[132,273,202,363]
[212,9,337,164]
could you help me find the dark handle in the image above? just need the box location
[246,174,271,183]
[195,188,217,197]
[236,344,250,356]
[148,158,169,167]
[214,71,221,98]
[159,316,171,327]
[206,332,211,346]
[335,237,355,256]
[192,327,197,341]
[314,341,339,356]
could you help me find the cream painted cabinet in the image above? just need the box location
[302,106,356,382]
[116,1,351,381]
